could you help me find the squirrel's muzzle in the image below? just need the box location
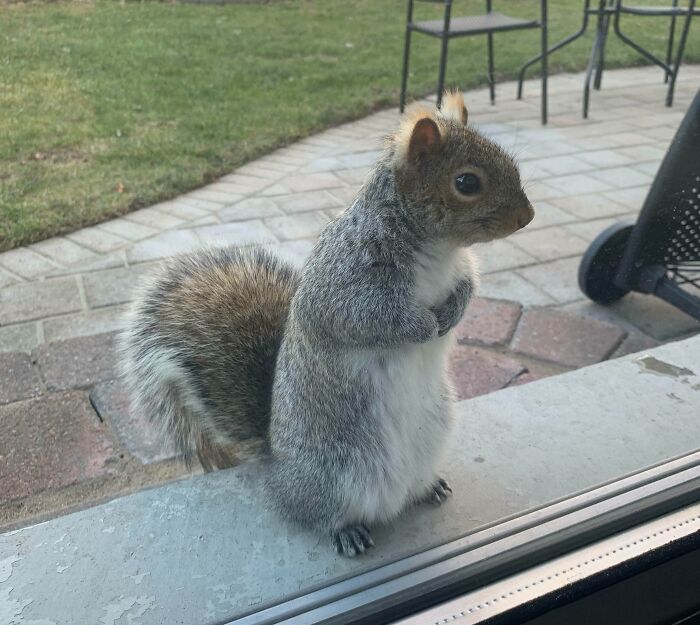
[517,203,535,230]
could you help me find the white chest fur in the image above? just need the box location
[343,244,477,525]
[413,243,477,308]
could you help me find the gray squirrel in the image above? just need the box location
[120,92,534,557]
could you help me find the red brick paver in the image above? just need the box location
[455,297,522,346]
[0,391,116,501]
[511,308,626,368]
[91,379,177,465]
[0,353,42,405]
[510,370,553,387]
[33,332,117,391]
[450,345,526,400]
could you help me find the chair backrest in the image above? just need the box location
[618,89,700,276]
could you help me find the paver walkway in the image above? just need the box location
[1,66,699,528]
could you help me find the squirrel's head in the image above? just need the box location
[391,91,534,245]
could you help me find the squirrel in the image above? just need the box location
[120,91,534,557]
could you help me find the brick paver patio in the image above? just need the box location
[1,66,699,527]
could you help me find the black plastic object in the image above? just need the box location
[578,222,634,304]
[579,87,700,320]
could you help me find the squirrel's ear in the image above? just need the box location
[392,105,444,166]
[407,117,442,165]
[441,90,468,126]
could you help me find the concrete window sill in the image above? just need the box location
[2,336,699,625]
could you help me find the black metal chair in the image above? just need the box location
[579,88,700,321]
[613,0,698,107]
[519,1,697,118]
[519,1,611,118]
[400,0,549,124]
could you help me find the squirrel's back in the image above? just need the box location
[120,246,299,470]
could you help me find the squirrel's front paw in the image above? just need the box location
[433,292,468,337]
[333,524,374,557]
[424,478,453,505]
[433,280,473,337]
[406,308,439,343]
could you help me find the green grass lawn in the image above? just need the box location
[1,0,698,252]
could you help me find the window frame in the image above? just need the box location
[229,448,700,625]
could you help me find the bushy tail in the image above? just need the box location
[119,247,300,471]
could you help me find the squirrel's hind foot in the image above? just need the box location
[333,524,374,558]
[425,477,453,505]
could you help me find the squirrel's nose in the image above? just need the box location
[517,203,535,229]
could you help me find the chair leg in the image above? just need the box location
[487,33,495,105]
[400,27,412,113]
[665,0,679,83]
[594,9,611,90]
[583,63,592,119]
[666,1,695,107]
[437,34,450,108]
[613,0,673,73]
[517,0,591,101]
[541,0,548,125]
[583,18,605,118]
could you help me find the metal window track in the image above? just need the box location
[394,502,700,624]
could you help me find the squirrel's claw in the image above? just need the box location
[438,477,453,494]
[427,477,453,505]
[333,524,374,557]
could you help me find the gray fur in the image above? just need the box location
[266,158,476,544]
[121,97,533,556]
[119,246,299,470]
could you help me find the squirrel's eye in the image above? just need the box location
[455,173,482,196]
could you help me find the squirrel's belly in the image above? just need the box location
[347,336,455,523]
